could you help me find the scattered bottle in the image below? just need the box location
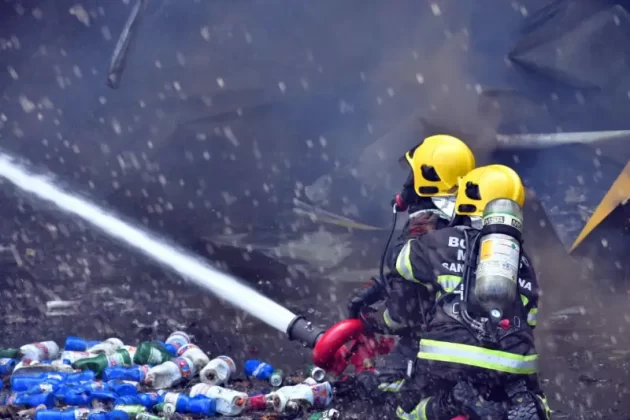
[114,391,165,408]
[309,382,334,409]
[20,342,60,362]
[305,364,326,382]
[244,359,274,380]
[309,409,341,420]
[24,382,62,396]
[108,380,139,396]
[176,343,209,371]
[35,408,91,420]
[85,411,130,420]
[57,350,92,365]
[64,337,101,352]
[302,377,318,386]
[113,404,146,419]
[136,414,165,420]
[133,342,172,366]
[154,392,217,416]
[191,385,247,416]
[0,358,18,376]
[247,394,269,412]
[72,347,134,375]
[87,338,124,355]
[145,357,195,389]
[12,371,95,391]
[0,348,21,359]
[102,366,150,384]
[163,331,190,356]
[4,392,55,408]
[200,355,236,385]
[270,369,284,387]
[13,360,74,376]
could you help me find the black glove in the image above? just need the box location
[347,279,385,319]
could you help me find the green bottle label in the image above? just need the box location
[147,347,163,365]
[108,349,131,367]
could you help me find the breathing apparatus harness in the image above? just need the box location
[446,199,531,347]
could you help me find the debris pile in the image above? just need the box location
[0,333,339,420]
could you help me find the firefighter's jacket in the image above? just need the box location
[389,225,540,377]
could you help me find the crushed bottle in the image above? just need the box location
[145,357,195,389]
[200,355,235,385]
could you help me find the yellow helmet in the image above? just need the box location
[405,135,476,197]
[455,164,526,217]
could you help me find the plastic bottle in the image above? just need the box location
[163,332,190,356]
[155,393,216,416]
[24,382,63,395]
[145,357,195,389]
[114,391,165,408]
[64,337,101,352]
[113,405,146,417]
[200,355,236,385]
[276,383,315,407]
[190,385,247,416]
[108,380,139,396]
[0,348,21,359]
[11,372,66,391]
[5,392,55,408]
[176,344,209,371]
[36,409,129,420]
[246,394,269,412]
[133,342,172,366]
[305,365,327,382]
[55,388,93,406]
[244,359,274,380]
[0,358,18,375]
[102,366,150,384]
[136,414,164,420]
[58,351,92,365]
[87,338,124,355]
[20,342,60,362]
[13,360,72,376]
[72,348,134,375]
[85,411,130,420]
[35,408,91,420]
[309,382,334,409]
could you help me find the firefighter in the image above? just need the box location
[340,135,475,411]
[347,134,476,331]
[390,164,550,420]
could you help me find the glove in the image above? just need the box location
[347,279,385,319]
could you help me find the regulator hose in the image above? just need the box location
[377,205,399,296]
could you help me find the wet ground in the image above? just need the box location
[1,184,630,420]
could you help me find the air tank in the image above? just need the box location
[473,198,523,320]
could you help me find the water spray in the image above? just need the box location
[0,153,298,335]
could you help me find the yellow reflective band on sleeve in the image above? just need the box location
[528,308,537,327]
[437,275,461,293]
[396,240,420,283]
[383,309,407,331]
[378,379,406,393]
[520,294,529,307]
[396,397,430,420]
[418,339,538,374]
